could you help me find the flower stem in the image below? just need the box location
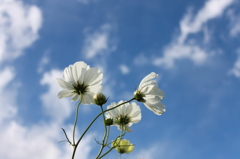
[61,128,72,145]
[72,98,135,159]
[71,95,82,159]
[98,130,125,159]
[95,105,108,158]
[72,99,82,145]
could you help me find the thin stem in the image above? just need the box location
[72,98,135,159]
[95,105,108,158]
[61,128,72,145]
[72,99,82,145]
[105,126,110,147]
[71,95,82,159]
[98,129,126,159]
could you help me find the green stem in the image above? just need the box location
[61,128,72,145]
[95,105,108,158]
[71,95,82,159]
[98,130,126,159]
[72,98,135,159]
[72,99,82,145]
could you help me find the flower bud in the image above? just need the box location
[93,92,107,106]
[104,118,113,126]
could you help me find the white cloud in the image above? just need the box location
[154,42,208,68]
[127,142,179,159]
[0,120,93,159]
[229,48,240,78]
[40,69,73,123]
[0,66,14,90]
[0,67,94,158]
[119,64,130,74]
[134,53,149,66]
[179,0,234,43]
[227,9,240,37]
[38,51,50,73]
[0,67,17,124]
[82,24,116,59]
[154,0,234,69]
[0,0,42,63]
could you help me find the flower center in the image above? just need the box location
[73,82,89,95]
[117,115,130,125]
[134,90,146,102]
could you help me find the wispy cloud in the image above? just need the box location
[154,42,208,68]
[0,0,42,63]
[119,64,130,74]
[154,0,234,69]
[38,51,50,73]
[178,0,234,43]
[134,53,149,66]
[40,69,73,123]
[227,9,240,37]
[0,67,17,124]
[82,23,117,59]
[229,48,240,78]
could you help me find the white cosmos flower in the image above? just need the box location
[56,61,103,104]
[105,101,141,132]
[134,72,166,115]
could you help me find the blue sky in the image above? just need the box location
[0,0,240,158]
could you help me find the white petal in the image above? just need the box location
[144,101,166,115]
[128,103,141,117]
[106,102,118,118]
[74,61,89,83]
[139,72,158,89]
[57,90,74,99]
[81,93,94,105]
[63,64,75,82]
[71,94,80,101]
[56,78,74,89]
[140,84,155,94]
[83,68,103,86]
[117,125,132,132]
[144,95,162,104]
[125,126,132,132]
[88,85,102,94]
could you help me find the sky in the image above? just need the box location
[0,0,240,158]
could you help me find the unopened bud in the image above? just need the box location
[104,118,113,126]
[93,92,108,106]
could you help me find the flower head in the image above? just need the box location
[134,72,166,115]
[93,92,108,106]
[56,61,103,104]
[112,138,134,154]
[105,101,141,132]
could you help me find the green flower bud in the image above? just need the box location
[104,118,113,126]
[93,92,108,106]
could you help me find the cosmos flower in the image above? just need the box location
[56,61,103,104]
[105,101,141,132]
[134,72,166,115]
[112,138,134,154]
